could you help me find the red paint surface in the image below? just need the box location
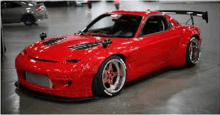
[15,10,202,98]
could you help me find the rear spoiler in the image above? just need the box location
[157,10,208,25]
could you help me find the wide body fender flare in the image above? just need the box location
[166,26,201,67]
[74,49,127,91]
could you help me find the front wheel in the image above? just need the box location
[186,37,201,67]
[93,56,127,97]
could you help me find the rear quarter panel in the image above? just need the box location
[165,25,201,67]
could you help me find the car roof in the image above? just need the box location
[1,1,30,6]
[106,10,162,17]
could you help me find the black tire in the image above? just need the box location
[92,55,127,97]
[22,15,36,26]
[186,37,201,67]
[15,81,19,88]
[1,41,6,54]
[1,45,5,54]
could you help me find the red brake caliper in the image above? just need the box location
[104,62,114,86]
[108,62,113,85]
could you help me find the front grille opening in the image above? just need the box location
[25,71,53,88]
[28,56,58,63]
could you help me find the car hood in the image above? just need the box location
[25,34,130,62]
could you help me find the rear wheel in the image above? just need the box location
[93,56,127,97]
[22,15,36,26]
[186,37,201,67]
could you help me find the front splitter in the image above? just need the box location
[14,81,98,102]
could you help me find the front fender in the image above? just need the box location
[77,47,128,91]
[73,50,113,91]
[79,49,115,78]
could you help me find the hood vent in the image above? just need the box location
[68,41,102,50]
[43,37,66,45]
[68,39,113,50]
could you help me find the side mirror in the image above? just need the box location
[102,39,112,48]
[40,32,47,40]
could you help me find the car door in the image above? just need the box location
[1,2,23,23]
[134,15,181,76]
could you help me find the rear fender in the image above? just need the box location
[166,26,201,67]
[182,26,201,45]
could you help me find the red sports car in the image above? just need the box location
[15,10,208,99]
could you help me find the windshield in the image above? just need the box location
[83,14,142,38]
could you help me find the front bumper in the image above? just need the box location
[15,53,94,98]
[15,81,95,101]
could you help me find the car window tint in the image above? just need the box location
[86,14,142,38]
[140,15,171,36]
[1,2,7,8]
[20,2,28,5]
[7,2,21,8]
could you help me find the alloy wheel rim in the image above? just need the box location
[102,59,126,93]
[189,39,200,64]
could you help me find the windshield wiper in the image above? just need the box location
[85,32,108,37]
[78,30,85,35]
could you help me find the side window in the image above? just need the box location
[139,15,172,36]
[2,2,22,8]
[1,2,9,9]
[9,2,21,8]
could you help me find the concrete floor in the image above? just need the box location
[1,1,220,114]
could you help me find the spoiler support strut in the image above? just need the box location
[157,10,208,25]
[190,14,194,25]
